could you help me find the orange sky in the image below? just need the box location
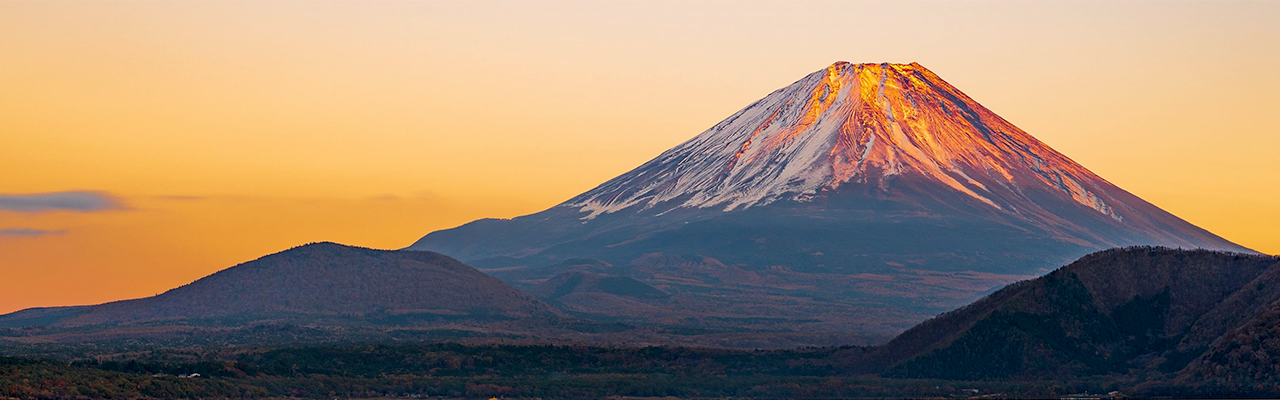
[2,1,1278,314]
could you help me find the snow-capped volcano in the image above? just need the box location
[559,62,1217,249]
[571,62,1117,219]
[408,62,1250,337]
[571,62,1112,217]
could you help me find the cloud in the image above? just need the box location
[0,228,67,237]
[0,191,124,213]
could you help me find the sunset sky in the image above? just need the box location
[2,1,1278,314]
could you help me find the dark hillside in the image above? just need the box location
[856,247,1280,381]
[1167,292,1280,396]
[0,243,561,328]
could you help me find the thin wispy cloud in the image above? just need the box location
[0,228,67,237]
[0,191,124,213]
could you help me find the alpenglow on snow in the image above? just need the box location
[569,62,1118,220]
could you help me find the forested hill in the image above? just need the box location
[0,242,561,328]
[856,246,1280,392]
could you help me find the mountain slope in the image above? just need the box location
[0,242,560,328]
[529,271,668,301]
[1170,299,1280,396]
[856,247,1280,381]
[408,62,1249,336]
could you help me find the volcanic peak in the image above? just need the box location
[406,62,1251,337]
[566,61,1120,221]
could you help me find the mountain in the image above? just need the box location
[855,247,1280,387]
[408,62,1250,336]
[0,243,560,329]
